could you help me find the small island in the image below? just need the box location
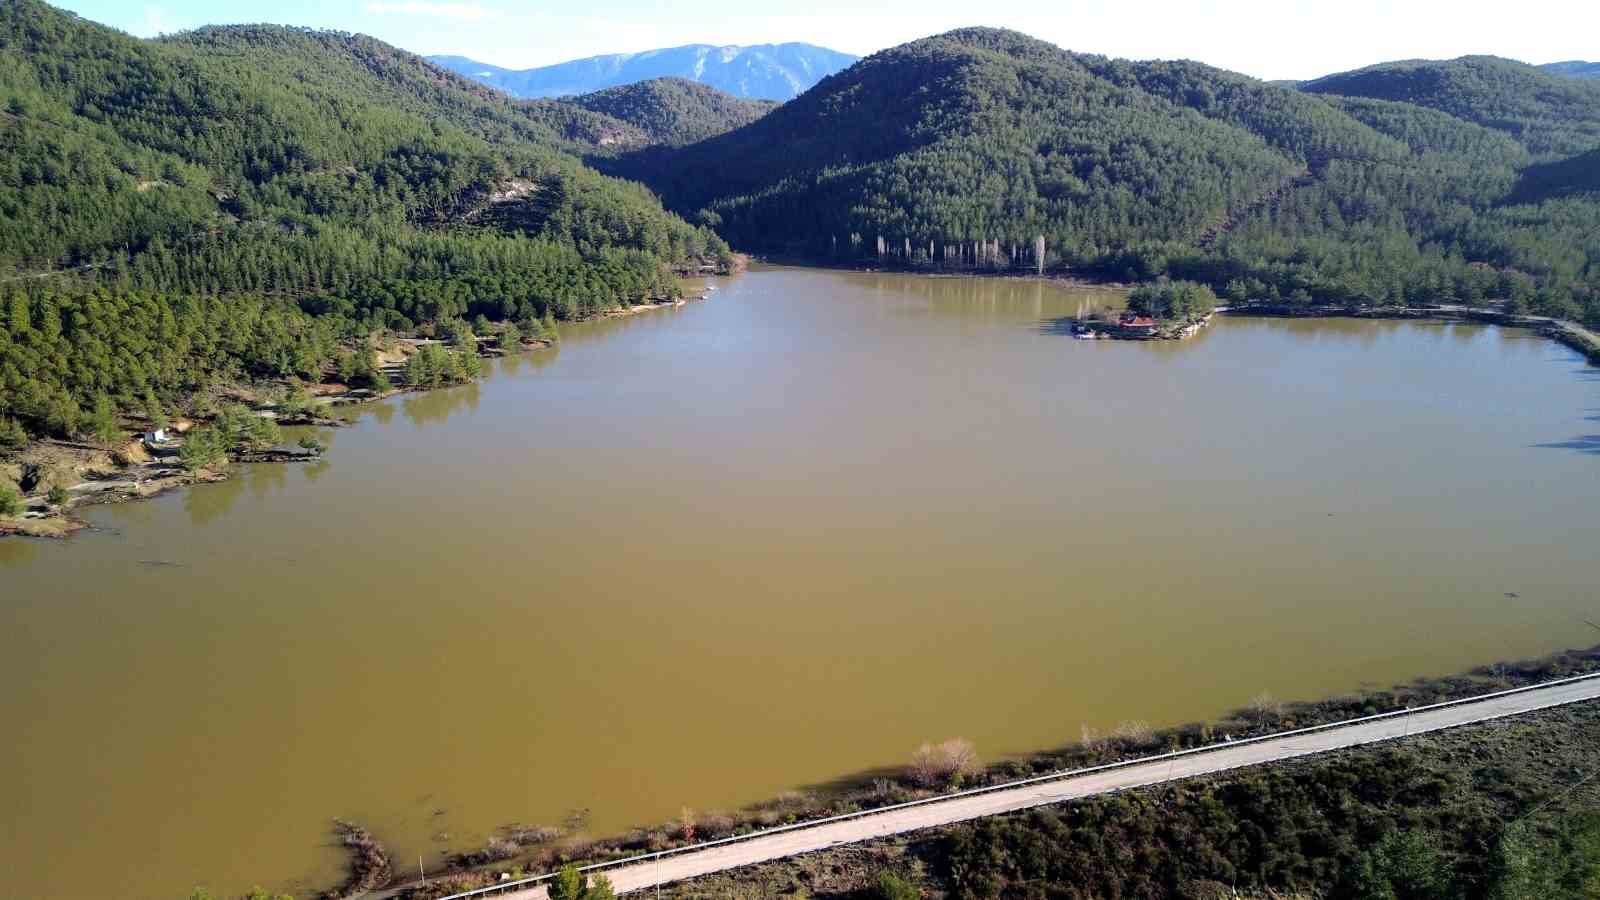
[1074,280,1218,340]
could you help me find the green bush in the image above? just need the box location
[0,484,21,516]
[1127,281,1219,322]
[873,871,920,900]
[280,383,314,419]
[179,427,227,472]
[212,406,282,451]
[1342,829,1455,900]
[46,484,68,506]
[0,416,28,452]
[547,865,615,900]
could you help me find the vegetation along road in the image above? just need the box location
[440,673,1600,900]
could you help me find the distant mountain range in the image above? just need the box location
[1542,60,1600,80]
[429,43,857,101]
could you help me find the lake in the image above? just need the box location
[2,265,1597,899]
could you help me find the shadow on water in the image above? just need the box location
[1534,435,1600,455]
[1039,316,1089,336]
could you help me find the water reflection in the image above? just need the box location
[498,344,561,377]
[368,401,396,425]
[401,381,481,427]
[249,461,288,499]
[183,474,246,527]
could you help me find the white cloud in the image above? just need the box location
[363,2,502,20]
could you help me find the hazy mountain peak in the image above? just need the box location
[428,42,857,101]
[1542,60,1600,80]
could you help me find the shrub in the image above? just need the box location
[179,427,227,472]
[548,865,584,900]
[0,484,21,516]
[908,738,980,788]
[1113,720,1157,751]
[500,321,523,350]
[1249,691,1286,725]
[46,484,68,507]
[212,405,281,451]
[1340,829,1455,900]
[0,416,27,451]
[280,383,314,418]
[873,871,920,900]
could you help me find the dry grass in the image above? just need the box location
[1248,691,1286,724]
[908,737,980,788]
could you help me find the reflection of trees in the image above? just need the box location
[858,271,1124,321]
[184,474,245,527]
[497,343,563,377]
[402,381,481,427]
[369,402,396,425]
[249,461,287,499]
[303,459,332,482]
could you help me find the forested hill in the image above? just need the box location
[1301,56,1600,156]
[610,28,1598,327]
[1542,61,1600,81]
[0,0,728,439]
[565,78,777,146]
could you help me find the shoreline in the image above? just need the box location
[752,258,1600,360]
[369,642,1600,899]
[0,289,711,541]
[1218,301,1600,364]
[15,275,1590,544]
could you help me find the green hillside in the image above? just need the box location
[1301,56,1600,157]
[566,77,776,146]
[611,29,1597,326]
[0,0,727,438]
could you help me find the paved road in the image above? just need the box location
[443,674,1600,900]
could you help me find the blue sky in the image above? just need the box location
[52,0,1600,80]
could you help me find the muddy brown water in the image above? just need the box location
[3,266,1598,899]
